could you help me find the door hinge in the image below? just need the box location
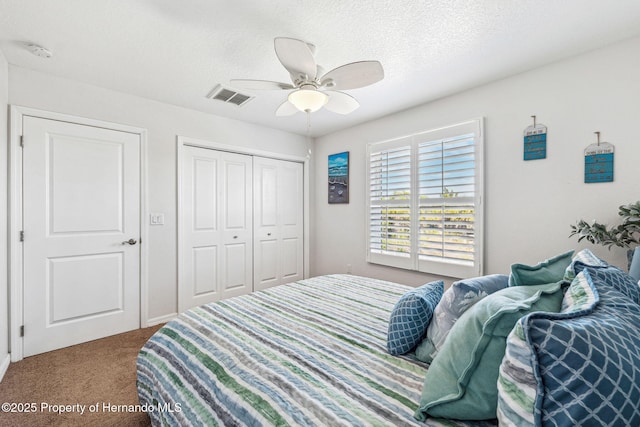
[19,230,24,242]
[20,325,24,337]
[20,135,24,148]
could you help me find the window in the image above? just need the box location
[367,119,483,278]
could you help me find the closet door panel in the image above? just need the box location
[258,240,278,283]
[282,238,301,279]
[180,147,252,312]
[220,153,253,299]
[254,157,304,290]
[254,160,280,290]
[193,246,217,295]
[279,161,304,283]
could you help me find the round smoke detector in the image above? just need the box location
[27,43,53,58]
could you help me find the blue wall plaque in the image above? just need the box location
[523,123,547,160]
[584,142,614,183]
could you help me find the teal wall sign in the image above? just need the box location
[523,115,547,160]
[584,132,614,183]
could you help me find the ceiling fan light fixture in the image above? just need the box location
[288,88,328,113]
[231,38,384,117]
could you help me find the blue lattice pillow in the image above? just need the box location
[387,281,444,355]
[584,265,640,305]
[497,269,640,426]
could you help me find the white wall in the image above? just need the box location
[6,33,639,340]
[0,51,9,378]
[312,36,640,286]
[8,67,311,323]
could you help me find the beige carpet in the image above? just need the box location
[0,324,163,427]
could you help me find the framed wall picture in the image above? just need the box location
[328,151,349,204]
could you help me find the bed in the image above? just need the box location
[139,250,640,426]
[136,274,495,426]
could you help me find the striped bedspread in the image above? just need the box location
[136,274,496,426]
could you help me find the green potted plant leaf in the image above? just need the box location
[570,201,640,268]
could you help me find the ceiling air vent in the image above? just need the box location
[206,84,254,107]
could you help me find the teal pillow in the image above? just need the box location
[509,250,574,286]
[414,281,564,421]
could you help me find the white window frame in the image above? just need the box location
[366,118,484,278]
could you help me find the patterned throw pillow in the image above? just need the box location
[584,265,640,305]
[387,281,444,355]
[563,248,640,305]
[560,268,598,313]
[415,274,508,363]
[415,281,563,421]
[563,247,609,281]
[497,269,640,426]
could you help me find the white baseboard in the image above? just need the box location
[146,313,177,327]
[0,353,10,383]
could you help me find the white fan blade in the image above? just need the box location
[324,91,359,115]
[320,61,384,91]
[275,100,299,116]
[230,79,294,90]
[274,37,317,80]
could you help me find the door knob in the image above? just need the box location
[122,238,137,245]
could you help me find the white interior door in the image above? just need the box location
[254,157,304,291]
[180,146,253,312]
[22,116,141,357]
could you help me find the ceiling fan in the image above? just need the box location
[230,37,384,116]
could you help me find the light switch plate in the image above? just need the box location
[150,213,165,225]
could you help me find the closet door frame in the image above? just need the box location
[176,136,310,308]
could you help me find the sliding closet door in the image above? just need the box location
[254,157,304,291]
[180,146,253,312]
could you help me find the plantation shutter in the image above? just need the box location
[417,133,477,276]
[368,139,414,269]
[367,119,483,278]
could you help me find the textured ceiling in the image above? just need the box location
[1,0,640,137]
